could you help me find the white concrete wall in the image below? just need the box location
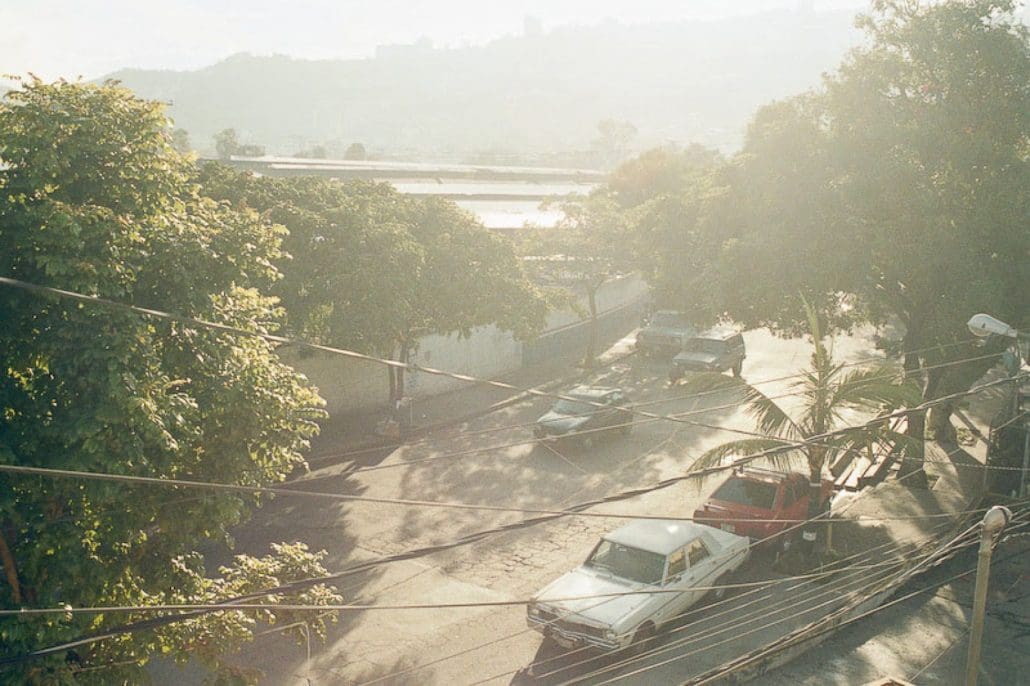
[279,273,647,416]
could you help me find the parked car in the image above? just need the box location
[669,329,746,381]
[692,467,835,545]
[527,520,750,652]
[635,310,696,358]
[533,386,631,445]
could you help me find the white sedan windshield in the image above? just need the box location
[586,540,665,585]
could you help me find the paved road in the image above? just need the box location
[163,328,894,685]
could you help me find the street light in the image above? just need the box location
[967,313,1020,339]
[965,505,1012,686]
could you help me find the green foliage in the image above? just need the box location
[0,79,335,682]
[214,128,240,159]
[170,128,192,155]
[679,303,920,481]
[213,128,264,159]
[522,192,633,365]
[606,143,721,209]
[633,0,1029,412]
[343,142,366,161]
[197,165,550,396]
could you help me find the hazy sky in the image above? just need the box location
[1,0,868,81]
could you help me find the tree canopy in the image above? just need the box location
[214,127,265,159]
[631,0,1029,460]
[198,165,551,400]
[0,79,338,683]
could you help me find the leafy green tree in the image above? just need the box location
[197,167,550,402]
[606,143,721,209]
[214,127,264,159]
[523,193,631,367]
[344,142,367,160]
[634,0,1029,475]
[680,305,919,551]
[170,127,192,154]
[214,127,241,159]
[824,0,1030,468]
[606,144,723,315]
[0,79,338,683]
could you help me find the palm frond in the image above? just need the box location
[880,427,922,457]
[685,437,797,476]
[831,421,919,465]
[678,372,804,440]
[831,365,921,411]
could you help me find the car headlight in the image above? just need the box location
[604,628,618,641]
[528,603,541,618]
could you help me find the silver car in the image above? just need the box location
[527,520,750,652]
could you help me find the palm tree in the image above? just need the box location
[678,307,920,550]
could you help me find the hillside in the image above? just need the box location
[104,9,863,161]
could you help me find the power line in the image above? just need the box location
[6,275,1015,501]
[628,514,1029,686]
[397,518,980,686]
[0,369,1020,521]
[581,518,1001,685]
[16,503,1026,621]
[591,515,1030,684]
[0,276,1005,456]
[0,563,898,617]
[453,449,1030,683]
[476,520,996,686]
[2,457,1014,672]
[0,276,790,434]
[0,275,1021,666]
[474,484,1028,685]
[315,347,1003,477]
[306,344,998,470]
[3,462,1015,524]
[685,540,1030,686]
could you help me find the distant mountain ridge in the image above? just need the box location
[104,9,863,160]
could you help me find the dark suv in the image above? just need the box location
[669,331,746,381]
[635,311,696,358]
[533,386,631,447]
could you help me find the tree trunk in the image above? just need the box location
[803,453,827,557]
[584,286,599,368]
[387,352,398,404]
[929,402,957,444]
[898,349,927,481]
[396,339,409,400]
[923,365,957,444]
[0,527,22,604]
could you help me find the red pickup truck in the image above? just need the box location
[692,468,835,545]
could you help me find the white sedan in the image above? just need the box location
[527,520,750,652]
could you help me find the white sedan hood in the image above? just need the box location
[533,567,651,627]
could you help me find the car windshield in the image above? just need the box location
[553,399,595,415]
[712,477,778,509]
[684,338,725,354]
[585,540,665,585]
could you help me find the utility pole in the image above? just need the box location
[964,505,1011,686]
